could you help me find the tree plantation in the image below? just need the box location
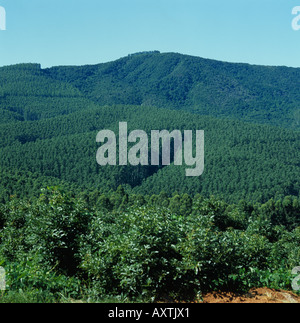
[0,52,299,302]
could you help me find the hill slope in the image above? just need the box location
[0,104,298,203]
[0,54,299,203]
[46,52,300,129]
[0,53,300,302]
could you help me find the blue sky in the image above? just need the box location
[0,0,300,68]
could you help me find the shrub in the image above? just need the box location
[1,255,82,303]
[79,206,188,300]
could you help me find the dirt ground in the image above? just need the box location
[199,287,300,303]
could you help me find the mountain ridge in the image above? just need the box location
[0,51,299,203]
[44,51,300,129]
[2,51,300,129]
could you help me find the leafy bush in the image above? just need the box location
[79,206,186,300]
[1,255,82,303]
[0,188,299,302]
[0,187,91,274]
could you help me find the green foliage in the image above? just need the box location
[0,53,299,302]
[80,206,185,300]
[46,52,300,129]
[1,256,82,303]
[0,54,299,205]
[0,104,298,204]
[0,188,299,302]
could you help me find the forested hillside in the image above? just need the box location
[0,104,298,203]
[0,54,299,203]
[47,52,300,129]
[0,52,299,302]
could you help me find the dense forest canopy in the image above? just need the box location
[0,52,299,302]
[0,52,299,203]
[46,52,300,129]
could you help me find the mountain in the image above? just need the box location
[1,53,300,303]
[0,52,299,203]
[46,51,300,129]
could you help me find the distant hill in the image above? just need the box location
[0,53,299,203]
[46,52,300,129]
